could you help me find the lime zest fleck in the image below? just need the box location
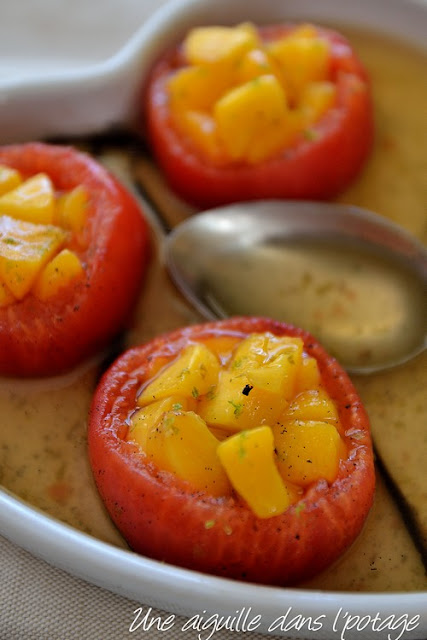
[206,386,216,400]
[238,431,249,460]
[232,358,243,370]
[295,502,306,516]
[303,128,320,141]
[228,400,243,417]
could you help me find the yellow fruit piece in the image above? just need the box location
[0,280,15,307]
[0,173,55,225]
[184,23,259,67]
[268,35,330,102]
[0,216,67,299]
[0,165,22,196]
[285,389,340,425]
[137,342,220,406]
[301,81,336,125]
[214,74,288,161]
[169,65,234,112]
[231,333,304,399]
[217,426,293,518]
[290,24,319,39]
[198,370,288,433]
[230,332,270,368]
[145,410,231,497]
[55,185,88,235]
[244,118,290,164]
[294,354,321,393]
[173,110,222,160]
[236,48,281,84]
[127,396,190,449]
[274,419,344,486]
[32,248,84,301]
[246,351,302,397]
[201,334,242,366]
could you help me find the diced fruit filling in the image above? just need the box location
[0,166,87,306]
[126,332,346,519]
[168,23,337,163]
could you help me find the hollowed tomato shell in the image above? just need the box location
[0,142,150,377]
[144,24,374,208]
[88,317,375,586]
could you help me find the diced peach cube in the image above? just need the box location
[214,75,289,161]
[184,23,259,67]
[198,370,288,433]
[236,48,281,84]
[268,35,330,102]
[231,333,304,399]
[0,165,22,196]
[0,216,67,299]
[300,81,336,124]
[284,388,340,425]
[294,354,321,393]
[32,248,84,300]
[0,173,55,225]
[55,185,88,236]
[173,110,223,160]
[145,410,231,496]
[217,426,294,518]
[137,342,220,406]
[168,65,235,112]
[127,396,191,450]
[274,419,344,486]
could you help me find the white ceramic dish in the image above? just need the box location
[0,1,426,638]
[0,0,426,143]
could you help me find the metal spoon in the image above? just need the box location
[165,201,426,374]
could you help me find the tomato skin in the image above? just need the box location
[88,317,375,585]
[0,143,150,377]
[144,24,374,209]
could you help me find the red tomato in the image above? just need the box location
[144,24,374,208]
[0,143,150,377]
[88,317,375,585]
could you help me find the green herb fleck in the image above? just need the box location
[204,519,216,530]
[303,128,320,141]
[192,387,199,399]
[228,400,243,417]
[206,386,217,400]
[295,502,306,517]
[172,403,182,411]
[163,414,179,435]
[238,431,249,460]
[232,358,243,370]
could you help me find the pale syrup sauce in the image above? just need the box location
[0,28,426,591]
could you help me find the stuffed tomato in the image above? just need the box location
[0,143,149,377]
[88,316,375,585]
[145,22,374,208]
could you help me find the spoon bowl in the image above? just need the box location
[165,201,426,374]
